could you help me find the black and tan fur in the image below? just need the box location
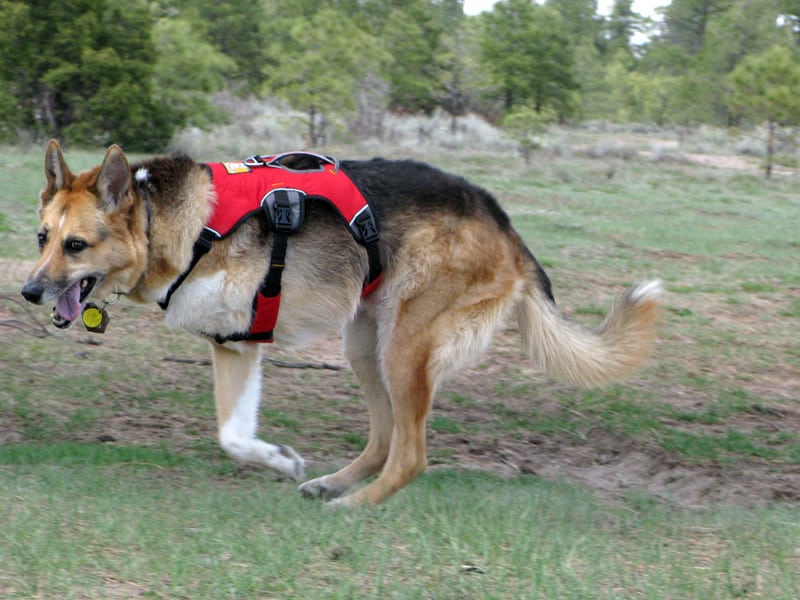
[21,141,660,505]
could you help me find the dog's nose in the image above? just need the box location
[21,281,43,304]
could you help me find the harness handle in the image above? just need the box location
[244,151,340,173]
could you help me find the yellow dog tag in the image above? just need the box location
[81,303,109,333]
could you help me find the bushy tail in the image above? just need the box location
[515,279,661,388]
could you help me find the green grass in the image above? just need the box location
[1,461,798,599]
[2,141,799,598]
[0,441,191,467]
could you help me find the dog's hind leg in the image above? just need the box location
[332,309,436,507]
[299,310,393,500]
[212,342,305,480]
[331,231,523,506]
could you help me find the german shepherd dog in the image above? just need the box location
[21,140,660,505]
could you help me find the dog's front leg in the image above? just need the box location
[211,342,305,480]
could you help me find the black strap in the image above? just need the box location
[260,191,294,298]
[261,232,288,298]
[158,229,216,310]
[352,209,381,286]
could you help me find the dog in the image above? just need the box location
[21,140,660,506]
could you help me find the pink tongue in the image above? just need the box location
[55,281,82,322]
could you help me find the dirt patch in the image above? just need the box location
[242,333,800,508]
[639,149,797,176]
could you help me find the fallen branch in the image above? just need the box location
[162,355,345,371]
[0,294,51,338]
[266,358,344,371]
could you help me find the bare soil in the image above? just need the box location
[270,334,800,507]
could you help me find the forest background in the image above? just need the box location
[0,0,799,165]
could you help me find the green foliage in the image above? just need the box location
[264,8,388,144]
[502,105,558,162]
[0,0,798,146]
[381,0,444,113]
[480,0,578,118]
[639,0,795,126]
[151,17,235,129]
[0,0,169,151]
[0,0,240,150]
[660,0,734,56]
[729,45,800,125]
[729,45,800,175]
[604,61,680,125]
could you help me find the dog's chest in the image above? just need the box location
[163,270,254,336]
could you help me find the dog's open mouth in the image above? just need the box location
[52,277,98,328]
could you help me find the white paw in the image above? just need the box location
[275,444,305,481]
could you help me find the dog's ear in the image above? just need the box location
[96,144,132,213]
[41,139,73,206]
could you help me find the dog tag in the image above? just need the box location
[81,303,109,333]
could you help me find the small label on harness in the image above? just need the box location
[222,162,251,174]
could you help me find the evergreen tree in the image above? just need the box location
[158,0,269,92]
[730,45,800,176]
[381,0,444,112]
[480,0,578,118]
[152,17,237,129]
[0,0,169,150]
[263,8,387,145]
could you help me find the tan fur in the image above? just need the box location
[28,143,150,305]
[23,141,661,506]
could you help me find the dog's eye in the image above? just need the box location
[64,238,88,254]
[37,232,47,251]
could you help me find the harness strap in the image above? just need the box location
[158,229,217,311]
[209,192,293,345]
[211,293,279,344]
[352,208,382,294]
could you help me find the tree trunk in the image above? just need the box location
[308,106,317,146]
[765,120,775,178]
[40,88,58,133]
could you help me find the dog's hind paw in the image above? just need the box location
[299,475,344,501]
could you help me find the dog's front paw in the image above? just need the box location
[299,476,344,501]
[276,444,305,481]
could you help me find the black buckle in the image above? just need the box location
[353,208,379,245]
[273,195,294,233]
[196,228,216,251]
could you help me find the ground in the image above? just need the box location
[273,333,800,507]
[2,279,797,509]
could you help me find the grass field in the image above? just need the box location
[1,137,798,598]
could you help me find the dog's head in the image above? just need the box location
[21,140,148,328]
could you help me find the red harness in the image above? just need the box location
[158,152,381,343]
